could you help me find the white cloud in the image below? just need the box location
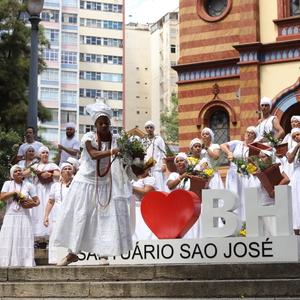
[125,0,179,24]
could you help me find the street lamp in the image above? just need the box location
[27,0,44,133]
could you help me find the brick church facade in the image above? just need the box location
[174,0,300,156]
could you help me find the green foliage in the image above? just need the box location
[0,0,51,135]
[0,127,22,188]
[160,94,178,143]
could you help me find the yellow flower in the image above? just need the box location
[188,157,199,166]
[246,163,257,174]
[204,169,215,177]
[239,229,246,236]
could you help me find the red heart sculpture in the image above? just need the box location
[141,190,201,239]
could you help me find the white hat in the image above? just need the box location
[66,122,75,129]
[174,152,189,164]
[201,127,214,142]
[190,138,202,149]
[66,157,80,170]
[291,115,300,123]
[144,120,155,129]
[38,146,50,155]
[246,126,258,137]
[86,98,112,123]
[10,165,23,179]
[291,128,300,135]
[260,97,272,110]
[60,162,74,172]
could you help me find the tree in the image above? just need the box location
[0,0,52,186]
[160,94,179,143]
[0,0,51,135]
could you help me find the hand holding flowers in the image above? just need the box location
[233,157,257,177]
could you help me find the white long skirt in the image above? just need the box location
[289,163,300,230]
[0,214,35,267]
[53,180,133,257]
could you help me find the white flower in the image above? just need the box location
[241,165,245,169]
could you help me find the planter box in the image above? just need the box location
[248,142,272,157]
[253,163,283,197]
[189,176,210,201]
[274,143,288,156]
[165,156,177,173]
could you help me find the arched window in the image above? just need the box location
[290,0,300,16]
[210,110,229,165]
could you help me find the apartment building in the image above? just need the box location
[39,0,124,142]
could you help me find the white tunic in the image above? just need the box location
[132,176,158,241]
[52,131,133,257]
[30,162,59,239]
[0,180,37,267]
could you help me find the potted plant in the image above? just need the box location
[262,130,288,156]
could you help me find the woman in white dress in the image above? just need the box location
[44,163,74,264]
[167,153,207,239]
[0,165,40,266]
[258,149,290,236]
[287,128,300,235]
[201,127,224,189]
[23,146,60,244]
[282,116,300,178]
[52,99,133,266]
[220,126,260,222]
[190,138,206,161]
[132,168,158,240]
[256,97,285,143]
[18,145,38,184]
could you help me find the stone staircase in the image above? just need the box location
[1,262,300,299]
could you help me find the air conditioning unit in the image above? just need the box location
[114,117,120,121]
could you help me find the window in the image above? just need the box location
[79,106,89,115]
[61,110,77,123]
[171,61,177,66]
[41,128,58,142]
[110,126,119,134]
[170,29,177,38]
[85,125,94,132]
[61,90,77,104]
[62,0,77,7]
[42,49,59,62]
[61,32,77,45]
[61,51,77,64]
[42,10,59,22]
[41,69,59,81]
[171,44,176,53]
[210,110,229,165]
[61,71,77,84]
[290,0,300,16]
[85,53,101,63]
[103,55,122,64]
[103,20,122,30]
[171,77,177,86]
[40,88,59,101]
[48,108,58,122]
[44,29,59,43]
[82,36,101,45]
[62,13,77,24]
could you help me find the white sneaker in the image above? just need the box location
[99,257,109,265]
[57,254,78,266]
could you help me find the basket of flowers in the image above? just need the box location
[12,192,36,210]
[117,131,146,176]
[233,157,258,178]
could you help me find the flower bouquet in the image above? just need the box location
[187,157,216,200]
[12,192,36,210]
[237,221,246,237]
[116,130,145,176]
[263,130,288,155]
[233,157,257,178]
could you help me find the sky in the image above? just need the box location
[125,0,179,24]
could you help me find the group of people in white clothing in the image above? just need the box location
[1,96,299,267]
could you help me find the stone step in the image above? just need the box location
[1,263,300,298]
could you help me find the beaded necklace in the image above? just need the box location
[96,131,112,177]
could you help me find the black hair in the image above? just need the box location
[25,126,36,133]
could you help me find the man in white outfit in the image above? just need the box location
[55,123,80,167]
[142,120,167,192]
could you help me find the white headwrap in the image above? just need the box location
[291,115,300,123]
[66,157,80,170]
[66,122,75,129]
[260,97,272,110]
[246,126,258,137]
[144,120,155,129]
[10,165,23,179]
[291,128,300,136]
[23,144,35,155]
[260,149,275,163]
[60,162,74,172]
[174,152,189,164]
[190,138,202,149]
[201,127,214,142]
[38,146,49,155]
[86,98,113,123]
